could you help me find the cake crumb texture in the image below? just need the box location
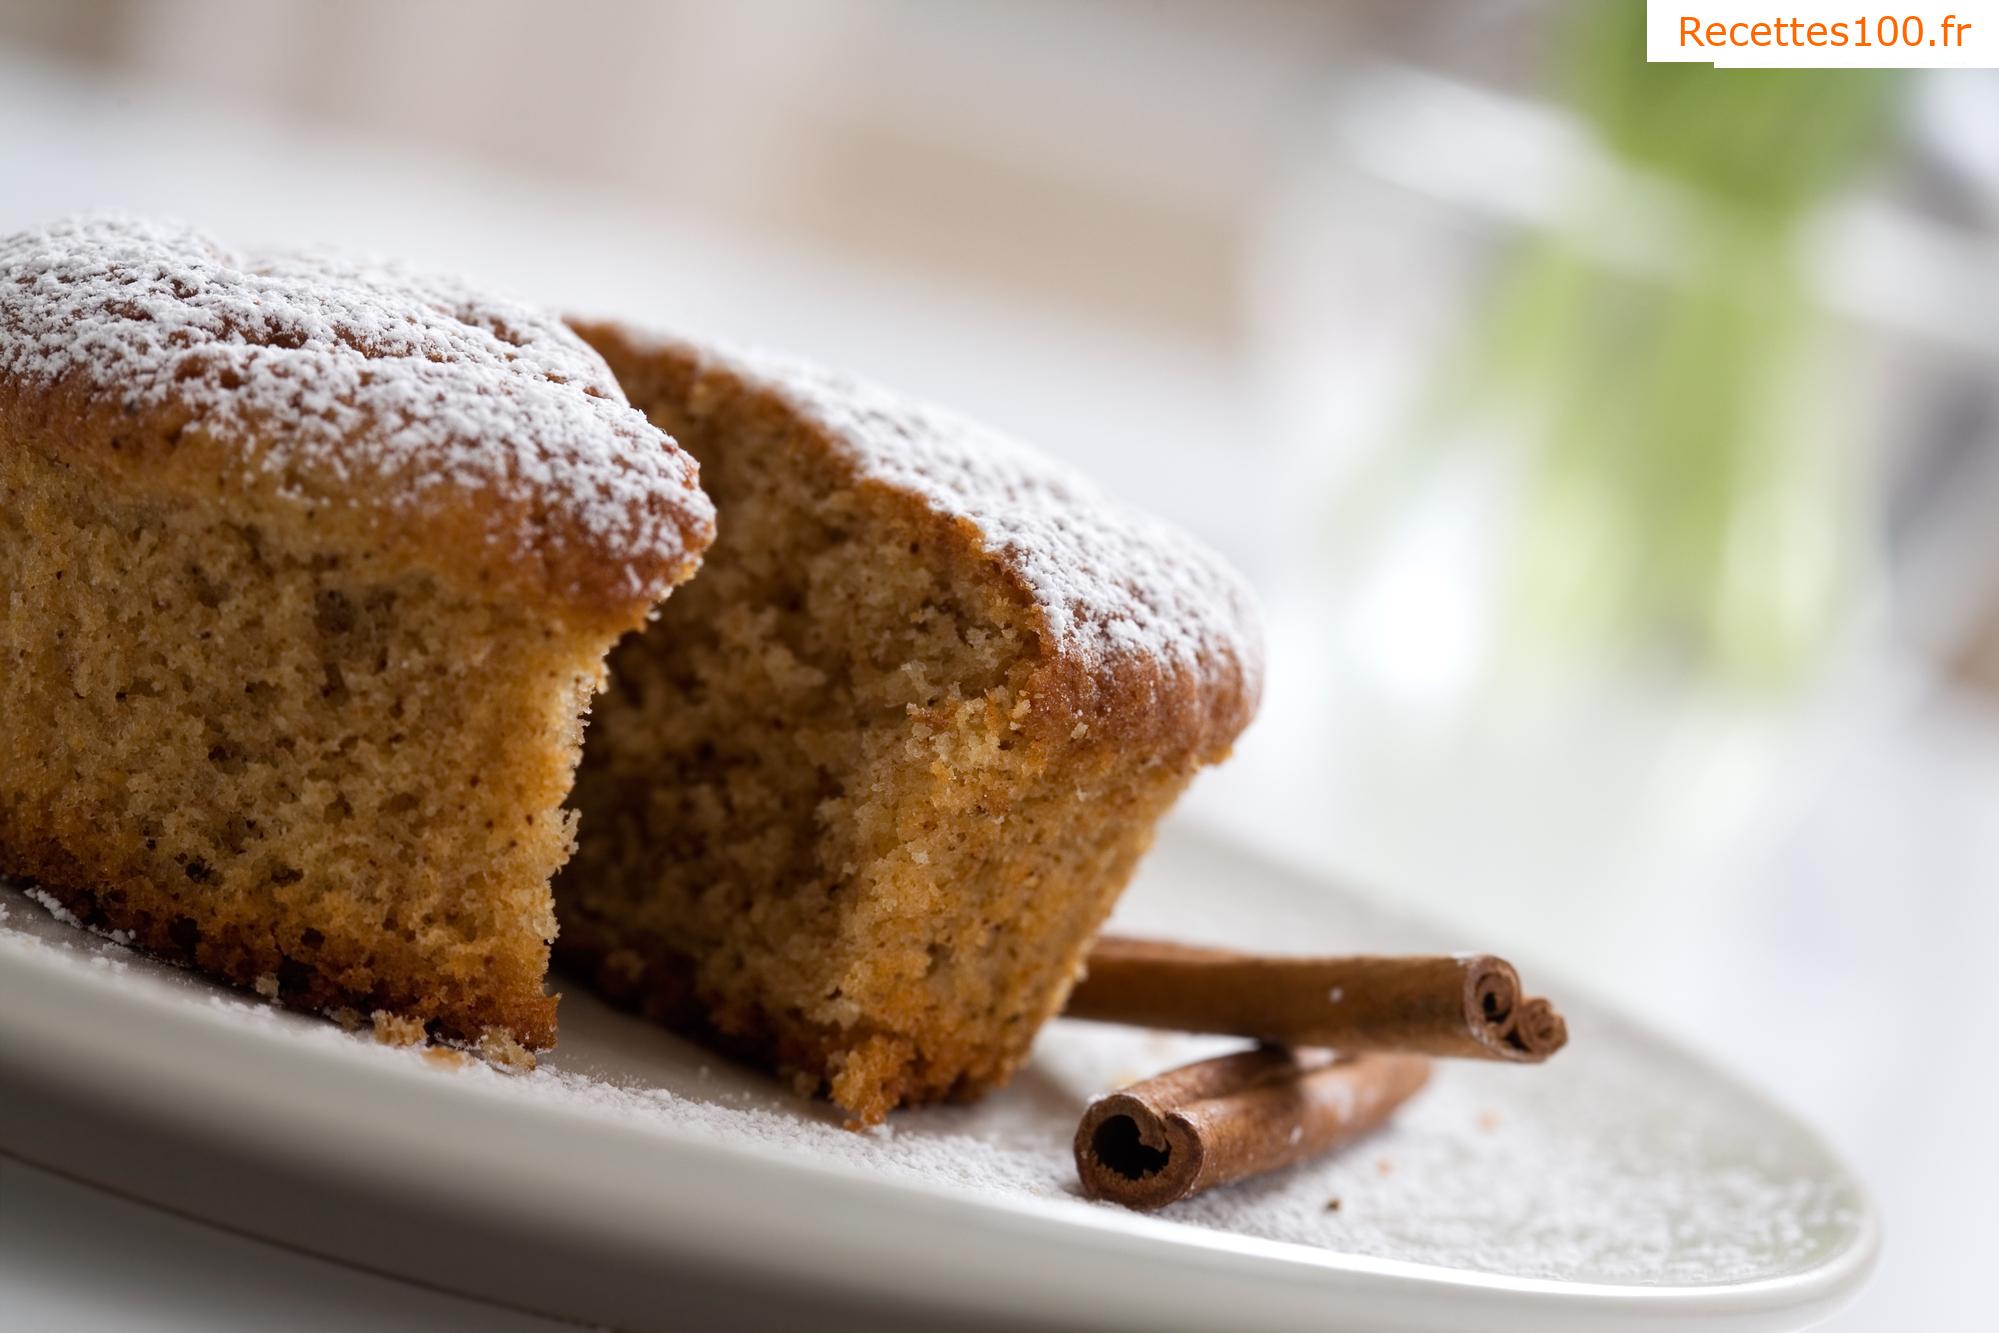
[0,442,616,1043]
[559,325,1262,1125]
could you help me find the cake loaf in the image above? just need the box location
[0,217,715,1047]
[0,215,1260,1117]
[560,323,1263,1125]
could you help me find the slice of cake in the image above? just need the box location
[0,218,715,1046]
[560,323,1263,1125]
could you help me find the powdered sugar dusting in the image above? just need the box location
[2,216,712,605]
[722,347,1263,724]
[23,885,80,927]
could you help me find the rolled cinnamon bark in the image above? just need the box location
[1508,995,1568,1060]
[1074,1048,1431,1210]
[1064,937,1567,1062]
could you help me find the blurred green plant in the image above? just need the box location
[1450,3,1901,685]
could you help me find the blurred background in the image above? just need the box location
[1,1,1994,1328]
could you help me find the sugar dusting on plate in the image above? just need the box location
[2,876,1860,1287]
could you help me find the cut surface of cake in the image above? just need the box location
[561,323,1263,1125]
[0,217,715,1045]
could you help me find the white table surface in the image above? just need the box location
[0,1157,570,1333]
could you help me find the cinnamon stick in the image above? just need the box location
[1064,936,1567,1062]
[1074,1048,1431,1210]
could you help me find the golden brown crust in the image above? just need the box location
[1,824,556,1045]
[571,319,1263,759]
[2,218,715,633]
[0,377,705,636]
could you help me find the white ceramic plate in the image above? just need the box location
[0,824,1874,1332]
